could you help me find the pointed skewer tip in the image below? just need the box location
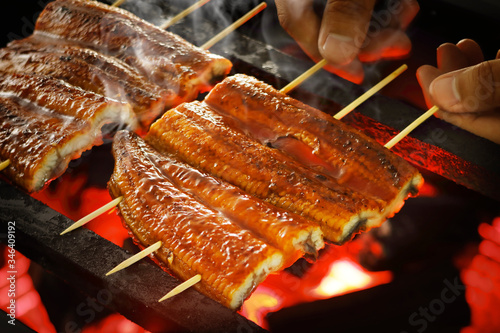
[158,274,202,302]
[106,240,162,276]
[384,105,440,149]
[0,159,10,172]
[60,196,123,235]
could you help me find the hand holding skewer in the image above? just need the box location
[57,0,424,305]
[417,39,500,145]
[274,0,419,84]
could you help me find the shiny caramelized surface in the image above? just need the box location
[108,131,283,309]
[0,72,122,122]
[0,94,89,191]
[0,71,132,192]
[34,0,232,99]
[121,130,323,263]
[146,101,385,243]
[1,36,174,129]
[206,74,420,203]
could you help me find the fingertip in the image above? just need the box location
[416,65,440,90]
[457,38,479,47]
[416,64,434,78]
[437,43,468,71]
[319,0,376,66]
[358,29,411,62]
[429,74,461,110]
[457,39,484,65]
[416,65,441,109]
[320,33,359,66]
[323,58,364,84]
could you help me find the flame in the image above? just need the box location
[460,217,500,332]
[0,249,56,333]
[32,177,129,247]
[311,258,392,298]
[240,286,282,328]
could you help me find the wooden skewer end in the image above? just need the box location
[0,159,10,172]
[384,105,440,149]
[334,64,408,120]
[106,240,162,276]
[111,0,126,7]
[60,196,123,235]
[200,2,267,50]
[158,274,202,302]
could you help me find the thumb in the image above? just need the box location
[429,60,500,113]
[319,0,376,66]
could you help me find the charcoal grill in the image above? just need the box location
[1,0,500,332]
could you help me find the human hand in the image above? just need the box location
[460,218,500,333]
[275,0,419,83]
[417,39,500,144]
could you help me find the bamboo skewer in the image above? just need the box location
[280,59,328,94]
[384,105,439,149]
[99,102,436,300]
[334,64,408,120]
[60,196,123,235]
[112,0,211,29]
[106,241,162,276]
[158,274,202,302]
[0,159,10,172]
[58,2,265,301]
[200,2,267,50]
[160,0,211,30]
[111,0,126,7]
[56,3,268,235]
[62,0,416,303]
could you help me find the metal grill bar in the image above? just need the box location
[0,179,266,333]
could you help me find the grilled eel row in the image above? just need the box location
[109,131,324,309]
[0,72,134,192]
[0,0,232,192]
[34,0,232,102]
[108,74,422,310]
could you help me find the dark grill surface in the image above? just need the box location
[0,179,267,333]
[0,0,499,332]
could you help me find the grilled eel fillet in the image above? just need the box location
[34,0,232,101]
[0,36,174,131]
[109,131,285,310]
[0,72,134,192]
[115,130,323,263]
[146,101,387,244]
[205,74,423,226]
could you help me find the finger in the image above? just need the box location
[457,39,485,66]
[493,217,500,230]
[478,222,500,245]
[469,254,500,279]
[479,239,500,263]
[319,0,377,66]
[436,109,500,144]
[324,57,365,84]
[358,28,411,62]
[437,43,469,72]
[416,64,442,107]
[275,0,322,60]
[430,59,500,113]
[397,0,420,30]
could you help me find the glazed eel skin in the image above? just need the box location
[0,72,134,192]
[109,131,287,310]
[0,36,174,130]
[34,0,232,102]
[205,74,423,226]
[146,101,386,244]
